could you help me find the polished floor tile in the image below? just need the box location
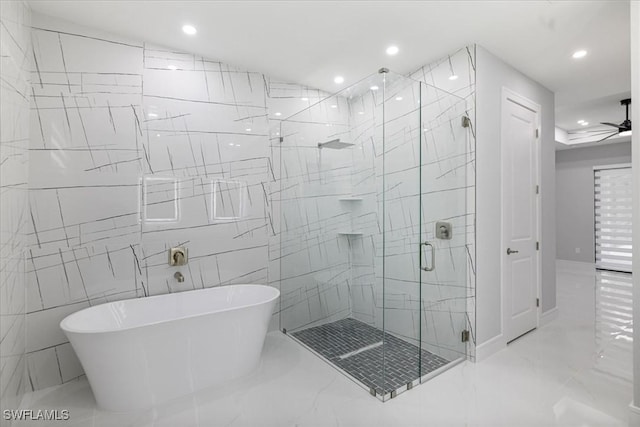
[14,269,633,426]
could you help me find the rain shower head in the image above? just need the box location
[318,139,354,149]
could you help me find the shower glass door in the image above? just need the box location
[378,72,424,398]
[417,80,470,378]
[379,74,469,398]
[279,70,469,401]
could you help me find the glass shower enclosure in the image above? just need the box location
[278,69,470,401]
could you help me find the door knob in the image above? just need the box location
[506,248,519,255]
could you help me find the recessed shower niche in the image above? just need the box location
[278,70,472,400]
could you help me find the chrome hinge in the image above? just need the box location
[279,136,284,143]
[536,298,540,308]
[535,185,539,194]
[461,330,470,343]
[536,241,540,250]
[535,128,539,138]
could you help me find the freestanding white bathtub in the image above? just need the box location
[60,284,279,412]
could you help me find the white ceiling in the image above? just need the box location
[28,0,631,132]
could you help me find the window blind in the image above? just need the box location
[594,166,633,273]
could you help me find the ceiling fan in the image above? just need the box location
[599,98,632,142]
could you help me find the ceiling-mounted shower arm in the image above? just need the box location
[317,139,354,149]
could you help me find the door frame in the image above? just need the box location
[500,87,542,342]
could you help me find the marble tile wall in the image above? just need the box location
[20,11,476,391]
[0,0,31,419]
[23,14,324,392]
[277,92,355,331]
[26,16,145,391]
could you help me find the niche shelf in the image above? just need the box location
[337,232,363,236]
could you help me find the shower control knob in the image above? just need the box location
[169,247,188,266]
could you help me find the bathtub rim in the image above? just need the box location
[60,284,279,335]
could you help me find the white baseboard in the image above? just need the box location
[474,333,506,362]
[629,402,640,427]
[540,307,559,327]
[556,259,595,276]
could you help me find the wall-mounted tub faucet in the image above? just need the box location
[174,272,184,283]
[169,247,188,266]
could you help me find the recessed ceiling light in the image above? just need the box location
[581,121,589,126]
[148,113,158,118]
[167,65,178,70]
[370,86,379,91]
[577,119,585,124]
[301,97,308,101]
[331,104,338,109]
[245,128,252,132]
[275,112,282,116]
[395,96,403,101]
[572,50,587,59]
[334,76,344,84]
[386,45,399,56]
[182,25,197,35]
[448,75,459,81]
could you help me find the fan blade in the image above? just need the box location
[574,130,618,135]
[600,122,625,130]
[568,131,617,142]
[597,132,619,142]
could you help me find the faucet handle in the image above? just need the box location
[174,271,185,283]
[169,247,188,266]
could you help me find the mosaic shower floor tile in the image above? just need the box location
[292,317,450,395]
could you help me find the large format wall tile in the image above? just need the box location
[26,17,146,390]
[23,13,334,391]
[0,0,31,419]
[22,12,476,391]
[140,45,271,297]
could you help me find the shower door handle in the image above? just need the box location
[421,241,435,272]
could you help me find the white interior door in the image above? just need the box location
[501,89,540,343]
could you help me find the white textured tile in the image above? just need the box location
[26,348,62,391]
[26,302,89,353]
[56,343,84,382]
[1,0,31,417]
